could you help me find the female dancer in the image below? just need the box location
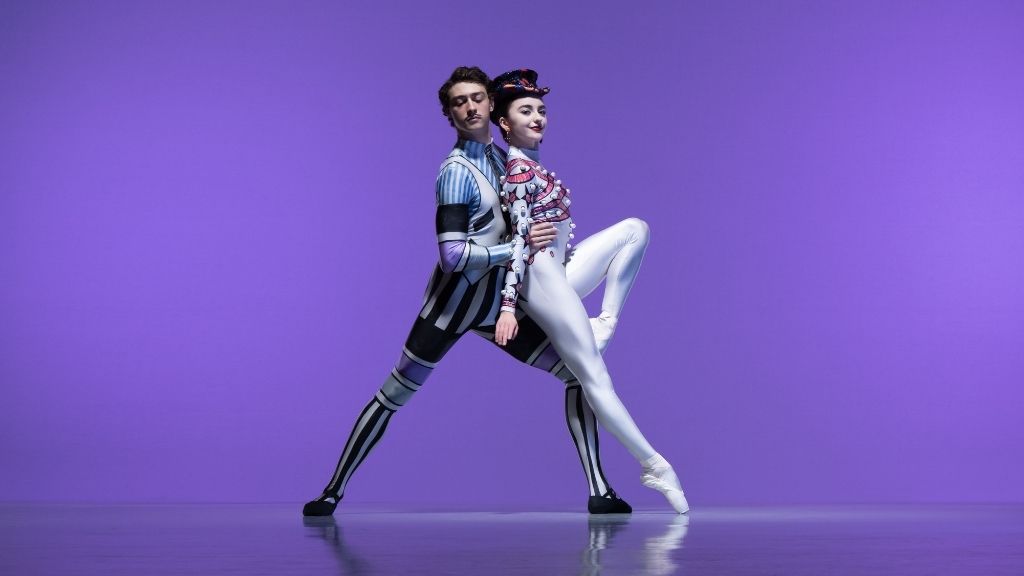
[489,69,689,513]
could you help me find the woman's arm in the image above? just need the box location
[500,160,536,313]
[495,160,539,346]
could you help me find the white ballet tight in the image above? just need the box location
[522,217,656,462]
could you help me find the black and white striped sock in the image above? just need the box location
[564,381,612,498]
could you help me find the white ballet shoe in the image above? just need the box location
[589,314,618,353]
[641,455,689,514]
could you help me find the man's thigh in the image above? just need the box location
[403,315,463,366]
[472,311,562,372]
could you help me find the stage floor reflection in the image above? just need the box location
[1,504,1021,575]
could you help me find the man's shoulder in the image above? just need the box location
[436,151,477,196]
[437,149,475,177]
[438,152,467,172]
[440,146,464,163]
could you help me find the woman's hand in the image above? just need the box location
[495,311,519,346]
[528,222,556,254]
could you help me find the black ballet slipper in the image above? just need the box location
[588,488,632,514]
[302,494,339,517]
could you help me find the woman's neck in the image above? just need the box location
[510,144,541,162]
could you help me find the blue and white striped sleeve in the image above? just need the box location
[435,162,476,208]
[434,162,512,274]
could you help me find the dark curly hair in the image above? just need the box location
[438,66,492,126]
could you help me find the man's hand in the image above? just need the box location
[495,311,519,346]
[528,222,557,253]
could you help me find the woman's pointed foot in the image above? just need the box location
[589,314,618,353]
[641,455,689,514]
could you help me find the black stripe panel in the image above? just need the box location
[351,410,393,475]
[465,267,500,331]
[470,208,495,232]
[324,399,389,496]
[403,316,461,364]
[588,400,609,490]
[447,276,481,333]
[569,386,603,497]
[424,274,463,325]
[422,266,443,304]
[436,204,470,234]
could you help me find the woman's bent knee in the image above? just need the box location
[623,217,650,246]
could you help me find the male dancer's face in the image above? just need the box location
[447,81,493,142]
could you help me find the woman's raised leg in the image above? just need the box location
[523,251,687,512]
[565,218,650,351]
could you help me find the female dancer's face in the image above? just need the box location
[500,96,546,149]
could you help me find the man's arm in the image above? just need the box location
[435,163,513,273]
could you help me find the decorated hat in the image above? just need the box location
[489,68,550,125]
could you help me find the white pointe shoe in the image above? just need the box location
[589,314,618,353]
[641,457,690,514]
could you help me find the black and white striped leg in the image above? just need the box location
[319,345,436,500]
[558,356,630,513]
[564,380,610,498]
[319,397,395,501]
[304,317,454,517]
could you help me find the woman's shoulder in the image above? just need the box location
[505,157,544,186]
[505,156,539,170]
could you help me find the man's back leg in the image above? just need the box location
[304,317,459,516]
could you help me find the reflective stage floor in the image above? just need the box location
[1,504,1021,575]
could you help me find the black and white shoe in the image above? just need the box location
[302,494,339,517]
[588,488,633,514]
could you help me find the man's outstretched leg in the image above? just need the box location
[303,317,459,516]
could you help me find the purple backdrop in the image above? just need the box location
[2,1,1022,508]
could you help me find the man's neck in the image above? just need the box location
[456,130,492,145]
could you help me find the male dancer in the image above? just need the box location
[302,66,651,516]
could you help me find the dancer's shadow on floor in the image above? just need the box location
[302,516,374,576]
[302,513,688,575]
[583,514,689,576]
